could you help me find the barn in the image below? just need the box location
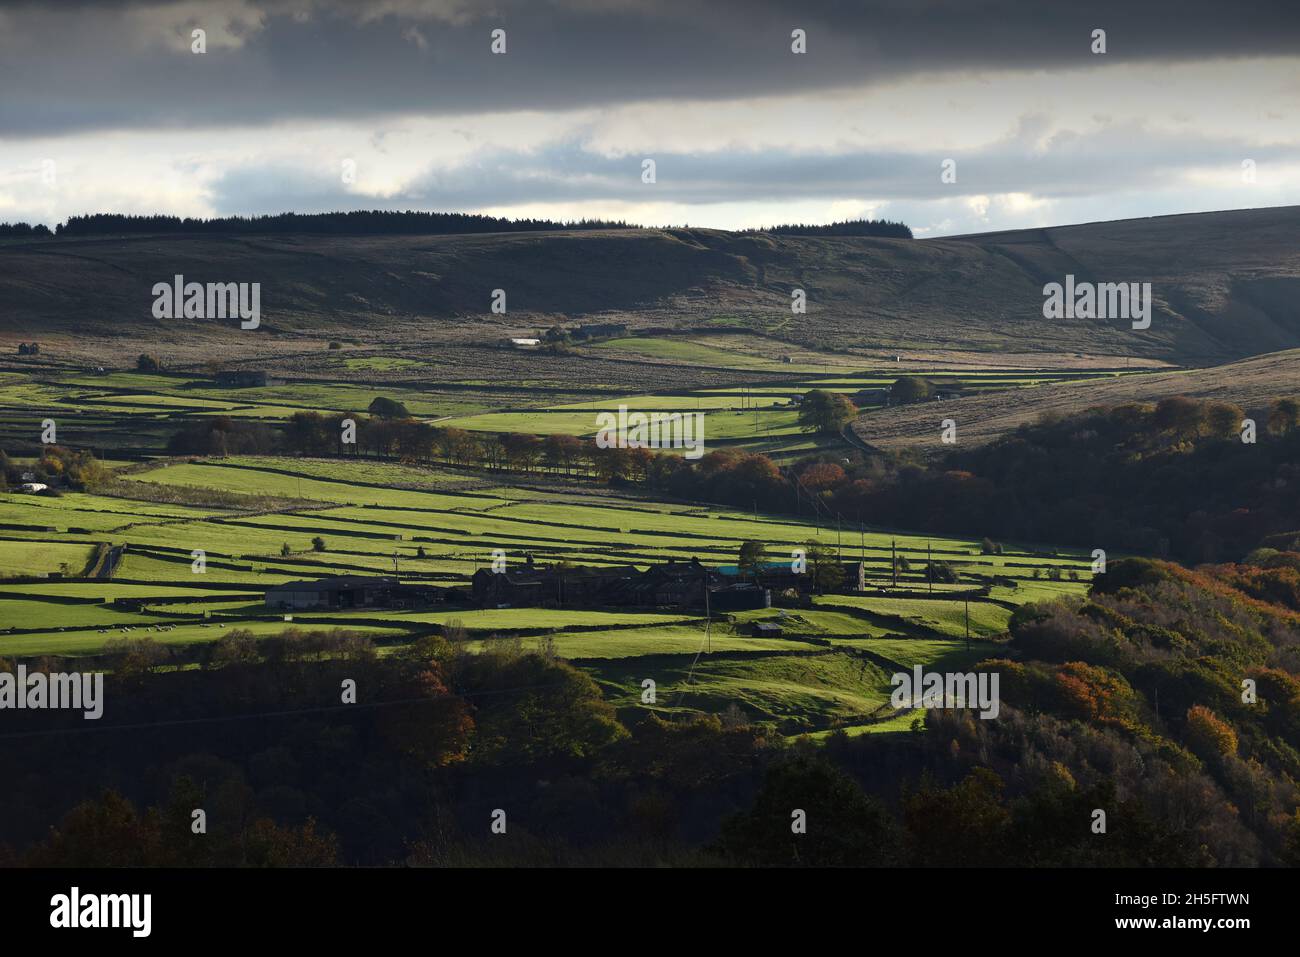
[265,575,399,610]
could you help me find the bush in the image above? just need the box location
[928,561,960,584]
[1185,705,1238,758]
[368,397,410,419]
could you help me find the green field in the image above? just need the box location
[431,355,1143,459]
[0,449,1092,732]
[0,343,1113,733]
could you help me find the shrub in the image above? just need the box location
[1185,705,1238,758]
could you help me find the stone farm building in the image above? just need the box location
[264,559,869,615]
[470,556,868,611]
[264,575,447,610]
[471,556,772,611]
[852,387,892,407]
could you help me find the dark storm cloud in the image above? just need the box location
[205,120,1294,214]
[1,0,1299,137]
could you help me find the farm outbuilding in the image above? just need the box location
[852,387,891,407]
[265,575,399,610]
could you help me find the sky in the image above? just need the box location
[2,0,1299,237]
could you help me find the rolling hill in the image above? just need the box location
[2,205,1299,369]
[852,347,1300,456]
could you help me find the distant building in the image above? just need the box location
[266,575,399,610]
[709,583,771,611]
[752,621,784,637]
[852,387,891,407]
[507,338,542,350]
[472,558,640,608]
[469,556,779,611]
[19,482,47,493]
[215,370,280,388]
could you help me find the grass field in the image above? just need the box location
[0,337,1155,471]
[0,338,1111,733]
[435,360,1144,458]
[0,449,1092,732]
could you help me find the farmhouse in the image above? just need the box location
[466,555,877,611]
[507,337,542,350]
[470,556,774,611]
[471,559,642,608]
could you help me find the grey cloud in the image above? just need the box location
[1,0,1298,136]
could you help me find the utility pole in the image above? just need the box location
[892,539,897,588]
[703,567,712,653]
[927,541,933,593]
[859,521,865,585]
